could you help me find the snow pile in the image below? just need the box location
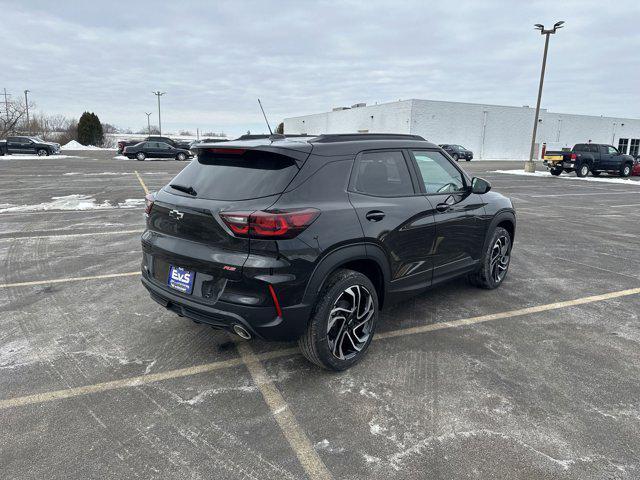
[0,195,146,213]
[493,170,640,186]
[61,140,115,150]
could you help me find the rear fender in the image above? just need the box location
[301,243,391,308]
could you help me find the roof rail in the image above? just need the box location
[309,133,426,143]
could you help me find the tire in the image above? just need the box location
[620,163,632,177]
[550,167,562,176]
[176,152,187,161]
[37,148,49,156]
[136,152,146,161]
[576,163,590,177]
[452,154,459,162]
[298,269,378,371]
[591,170,601,176]
[466,158,471,161]
[468,226,512,290]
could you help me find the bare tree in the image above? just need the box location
[0,97,35,137]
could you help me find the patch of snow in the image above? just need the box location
[493,170,640,186]
[362,454,381,464]
[0,195,146,213]
[61,140,115,150]
[62,171,168,176]
[0,154,78,161]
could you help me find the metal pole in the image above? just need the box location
[145,112,152,135]
[24,90,30,135]
[152,91,165,135]
[525,33,550,172]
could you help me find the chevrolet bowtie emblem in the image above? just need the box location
[169,209,184,220]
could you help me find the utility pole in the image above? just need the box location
[525,21,564,173]
[145,112,152,135]
[152,91,165,135]
[24,89,30,135]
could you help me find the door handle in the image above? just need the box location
[365,210,385,222]
[436,195,456,213]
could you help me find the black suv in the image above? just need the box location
[439,144,473,161]
[141,134,515,370]
[0,136,61,156]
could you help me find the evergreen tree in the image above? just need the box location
[77,111,104,146]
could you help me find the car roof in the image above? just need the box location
[192,133,438,157]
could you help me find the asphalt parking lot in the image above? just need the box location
[1,151,639,479]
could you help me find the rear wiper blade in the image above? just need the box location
[170,184,197,196]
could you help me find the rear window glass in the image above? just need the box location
[168,150,299,200]
[574,144,596,153]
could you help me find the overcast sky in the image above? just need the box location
[1,0,638,136]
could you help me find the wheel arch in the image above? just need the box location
[302,243,391,309]
[482,210,516,257]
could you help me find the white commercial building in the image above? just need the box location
[284,99,640,160]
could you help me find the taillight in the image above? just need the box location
[144,193,155,215]
[220,209,320,239]
[570,153,577,160]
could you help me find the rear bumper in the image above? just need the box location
[141,271,312,341]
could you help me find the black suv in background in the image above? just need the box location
[141,134,515,370]
[439,144,473,161]
[0,136,61,156]
[123,141,193,161]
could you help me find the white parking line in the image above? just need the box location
[1,286,639,411]
[0,272,139,289]
[0,230,143,241]
[237,343,333,480]
[529,191,640,198]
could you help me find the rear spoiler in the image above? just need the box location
[193,145,311,164]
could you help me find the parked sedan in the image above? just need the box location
[439,144,473,161]
[123,141,193,161]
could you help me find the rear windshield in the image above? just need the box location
[167,150,299,201]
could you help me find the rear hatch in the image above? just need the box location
[142,143,311,303]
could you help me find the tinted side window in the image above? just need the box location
[158,142,172,149]
[599,145,608,155]
[352,151,414,197]
[607,146,618,155]
[412,150,466,194]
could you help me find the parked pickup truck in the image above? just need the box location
[0,136,61,156]
[117,136,191,154]
[543,143,635,177]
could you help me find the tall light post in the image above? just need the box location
[152,91,165,135]
[24,89,30,135]
[525,21,564,173]
[145,112,152,135]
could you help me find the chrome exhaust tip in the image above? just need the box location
[232,324,252,340]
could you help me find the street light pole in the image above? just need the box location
[525,21,564,173]
[145,112,152,135]
[152,91,165,135]
[24,89,30,135]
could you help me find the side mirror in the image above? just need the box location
[471,177,491,194]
